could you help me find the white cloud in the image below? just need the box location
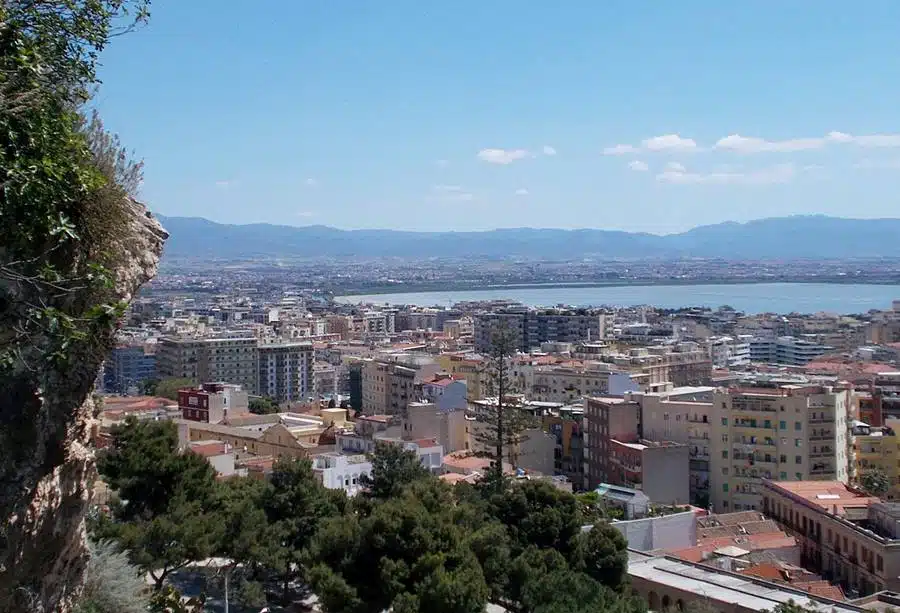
[477,148,529,164]
[827,131,853,143]
[714,134,827,153]
[855,134,900,148]
[515,188,529,196]
[656,163,795,185]
[602,144,638,156]
[542,145,557,156]
[215,180,235,188]
[435,159,450,168]
[296,211,315,218]
[665,161,686,172]
[305,177,318,187]
[628,160,649,172]
[642,134,697,152]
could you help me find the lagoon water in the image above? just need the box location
[337,283,900,315]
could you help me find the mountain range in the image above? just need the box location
[155,214,900,260]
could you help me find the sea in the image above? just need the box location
[336,283,900,315]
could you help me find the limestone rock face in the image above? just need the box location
[0,201,167,613]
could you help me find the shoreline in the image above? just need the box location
[334,278,900,299]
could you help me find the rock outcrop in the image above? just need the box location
[0,201,167,613]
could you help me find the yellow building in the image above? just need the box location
[437,353,486,400]
[851,422,900,500]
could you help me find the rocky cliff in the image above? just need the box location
[0,201,167,612]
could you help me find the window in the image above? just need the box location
[878,555,884,571]
[780,471,787,479]
[780,420,787,430]
[780,454,787,463]
[796,472,802,480]
[722,417,728,426]
[795,455,802,464]
[795,439,802,447]
[795,422,802,431]
[722,467,729,475]
[722,451,728,459]
[723,484,729,492]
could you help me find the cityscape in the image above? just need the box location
[9,2,900,613]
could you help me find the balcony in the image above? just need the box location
[809,416,835,424]
[809,434,834,442]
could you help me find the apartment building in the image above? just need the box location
[761,480,900,596]
[361,358,417,416]
[749,336,832,366]
[436,353,486,400]
[103,343,157,393]
[601,343,712,389]
[584,396,641,489]
[311,453,372,496]
[257,342,314,403]
[544,405,585,489]
[707,335,752,369]
[710,386,852,513]
[528,362,639,404]
[473,308,605,353]
[157,336,258,393]
[178,382,249,423]
[608,439,691,504]
[850,421,900,500]
[403,401,467,454]
[635,387,715,505]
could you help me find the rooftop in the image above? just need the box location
[764,480,880,516]
[629,554,861,613]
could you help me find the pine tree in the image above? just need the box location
[473,322,535,484]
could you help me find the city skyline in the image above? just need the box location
[95,1,900,233]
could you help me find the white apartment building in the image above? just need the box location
[709,385,851,513]
[749,336,832,366]
[522,362,639,404]
[707,335,751,369]
[311,453,372,496]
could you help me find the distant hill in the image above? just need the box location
[154,214,900,260]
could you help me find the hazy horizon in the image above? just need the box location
[97,3,900,234]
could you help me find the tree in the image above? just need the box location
[249,395,279,414]
[75,539,149,613]
[308,481,489,613]
[95,418,221,589]
[97,418,217,520]
[519,570,644,613]
[488,479,585,558]
[151,377,195,401]
[573,524,629,591]
[861,468,891,497]
[473,322,535,485]
[263,457,346,601]
[360,441,431,500]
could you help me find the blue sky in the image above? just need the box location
[95,1,900,234]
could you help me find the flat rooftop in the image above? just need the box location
[765,480,879,516]
[629,555,862,613]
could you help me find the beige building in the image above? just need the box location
[850,420,900,501]
[525,362,639,404]
[600,342,712,389]
[176,420,315,460]
[361,359,416,416]
[633,387,715,505]
[710,386,852,513]
[761,479,900,596]
[437,353,486,400]
[403,401,467,454]
[157,335,259,395]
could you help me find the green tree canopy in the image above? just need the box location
[249,396,279,414]
[861,468,891,498]
[360,441,431,500]
[150,377,195,401]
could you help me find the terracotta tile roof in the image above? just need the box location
[764,480,879,515]
[189,441,230,457]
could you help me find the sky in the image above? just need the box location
[94,1,900,234]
